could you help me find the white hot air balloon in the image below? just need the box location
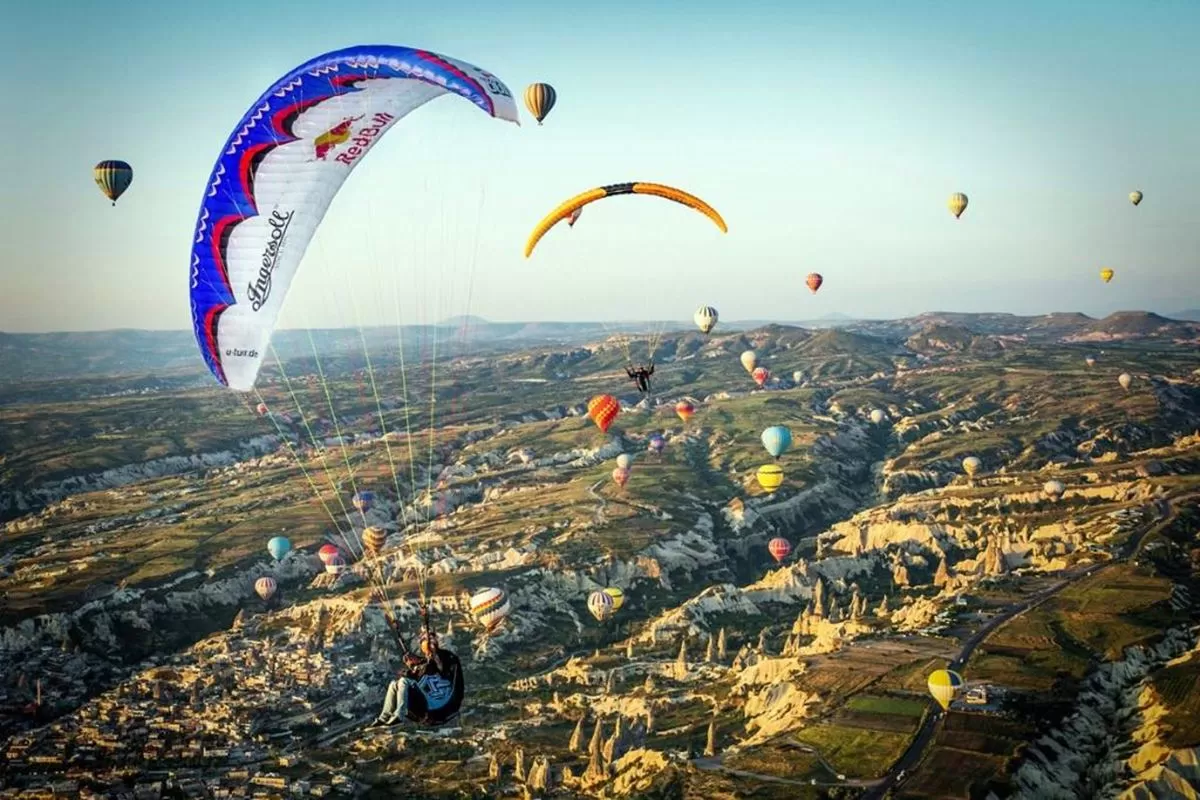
[1119,373,1132,391]
[469,587,512,633]
[962,456,982,478]
[616,453,633,470]
[1043,479,1065,499]
[693,305,718,334]
[588,590,615,622]
[870,409,885,424]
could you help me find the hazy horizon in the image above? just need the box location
[2,0,1198,335]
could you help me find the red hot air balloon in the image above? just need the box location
[675,401,695,422]
[588,394,620,432]
[768,537,792,562]
[752,367,770,388]
[612,466,631,488]
[805,273,823,294]
[318,544,341,565]
[256,402,269,416]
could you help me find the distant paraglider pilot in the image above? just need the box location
[370,626,464,728]
[626,363,654,394]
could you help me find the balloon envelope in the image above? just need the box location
[928,669,964,710]
[254,576,277,601]
[1100,268,1115,283]
[588,395,620,432]
[523,82,556,124]
[1043,480,1065,498]
[740,351,758,373]
[94,160,133,205]
[1119,373,1132,390]
[752,367,770,387]
[768,537,792,562]
[805,273,823,294]
[761,426,792,458]
[648,433,666,453]
[675,401,695,422]
[469,587,511,633]
[948,192,968,219]
[603,586,625,612]
[757,464,784,493]
[612,467,631,488]
[362,526,388,554]
[962,456,982,477]
[694,306,718,334]
[1129,190,1143,206]
[267,536,291,561]
[616,453,633,470]
[318,544,341,565]
[870,409,886,424]
[588,590,615,622]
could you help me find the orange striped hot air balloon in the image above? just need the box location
[588,394,620,432]
[675,400,695,422]
[805,273,823,294]
[362,527,388,555]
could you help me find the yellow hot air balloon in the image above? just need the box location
[927,669,964,711]
[1129,190,1143,206]
[524,182,726,258]
[756,464,784,493]
[948,192,968,219]
[1100,268,1114,284]
[603,587,625,612]
[740,350,758,373]
[1119,373,1132,391]
[94,160,133,206]
[962,456,981,478]
[524,83,557,125]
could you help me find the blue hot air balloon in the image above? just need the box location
[761,426,793,459]
[267,536,291,561]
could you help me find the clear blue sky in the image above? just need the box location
[1,0,1197,332]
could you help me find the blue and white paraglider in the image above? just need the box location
[188,45,520,390]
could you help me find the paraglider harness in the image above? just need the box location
[382,602,464,727]
[626,362,654,394]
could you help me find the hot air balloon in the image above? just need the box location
[362,526,388,555]
[267,536,291,561]
[768,537,792,563]
[1119,373,1132,391]
[612,467,631,488]
[694,305,719,334]
[352,491,375,514]
[524,82,557,125]
[256,402,269,416]
[588,394,620,433]
[324,554,346,575]
[740,351,758,373]
[757,464,784,493]
[792,370,804,385]
[603,587,625,612]
[648,433,666,455]
[675,401,695,422]
[94,160,133,205]
[870,409,886,424]
[318,544,341,566]
[254,577,277,601]
[616,453,634,470]
[1085,356,1096,368]
[588,590,615,622]
[948,192,968,219]
[927,669,964,711]
[1129,190,1143,206]
[962,456,981,478]
[469,587,511,633]
[805,273,823,294]
[752,367,770,388]
[1043,480,1065,499]
[761,426,793,459]
[1100,268,1114,284]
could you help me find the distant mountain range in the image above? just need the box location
[1,310,1195,384]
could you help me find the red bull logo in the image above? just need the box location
[313,115,364,160]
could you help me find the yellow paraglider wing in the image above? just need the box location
[524,182,727,258]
